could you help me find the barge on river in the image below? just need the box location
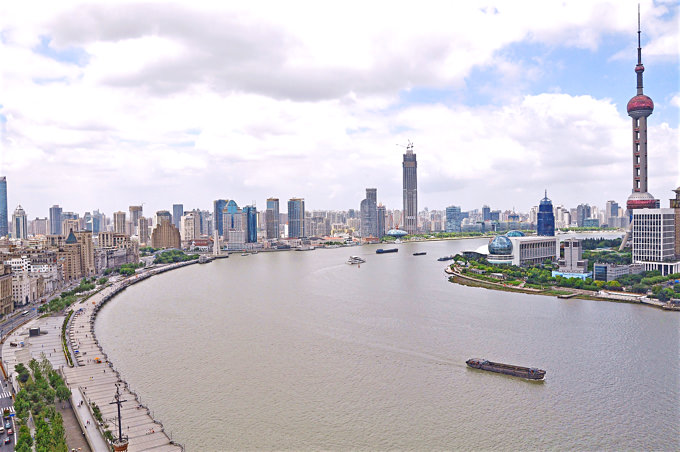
[466,358,546,380]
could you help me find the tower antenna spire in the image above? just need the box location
[637,3,642,65]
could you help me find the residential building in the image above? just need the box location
[31,217,49,236]
[113,211,126,234]
[129,205,143,235]
[138,217,149,246]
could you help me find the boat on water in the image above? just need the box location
[198,255,213,264]
[466,358,546,380]
[346,256,366,265]
[240,253,249,256]
[413,252,427,256]
[437,255,454,261]
[376,248,398,254]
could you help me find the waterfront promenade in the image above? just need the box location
[62,263,193,452]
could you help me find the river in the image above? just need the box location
[95,237,679,450]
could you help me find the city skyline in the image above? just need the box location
[1,1,678,217]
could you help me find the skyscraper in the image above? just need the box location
[138,216,149,246]
[266,198,280,239]
[49,205,63,235]
[360,188,378,239]
[288,198,305,238]
[576,204,591,227]
[0,177,7,238]
[537,191,555,236]
[243,205,258,243]
[402,142,418,234]
[129,205,143,235]
[445,206,462,232]
[172,204,184,230]
[625,8,657,214]
[376,204,386,239]
[12,205,28,239]
[213,199,227,237]
[482,205,491,222]
[113,211,127,234]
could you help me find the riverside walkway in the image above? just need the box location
[63,263,192,452]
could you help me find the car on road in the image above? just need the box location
[3,422,8,430]
[6,428,12,436]
[3,436,9,444]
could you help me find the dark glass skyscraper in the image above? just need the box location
[445,205,462,232]
[172,204,184,230]
[213,199,227,237]
[49,205,63,235]
[0,177,7,238]
[360,188,378,239]
[266,198,280,239]
[243,205,257,243]
[288,198,305,238]
[537,191,555,236]
[402,142,418,234]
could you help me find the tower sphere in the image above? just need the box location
[627,94,654,118]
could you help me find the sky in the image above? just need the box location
[1,0,678,218]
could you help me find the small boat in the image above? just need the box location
[240,253,249,256]
[346,256,366,265]
[466,358,546,380]
[413,252,427,256]
[376,248,398,254]
[437,255,454,261]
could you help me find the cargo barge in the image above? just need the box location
[466,358,546,380]
[376,248,398,254]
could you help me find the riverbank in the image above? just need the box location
[445,266,680,310]
[61,261,197,451]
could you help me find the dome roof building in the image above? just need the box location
[488,235,512,255]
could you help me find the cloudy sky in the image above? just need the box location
[1,0,678,219]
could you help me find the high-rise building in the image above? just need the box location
[482,205,491,222]
[288,198,305,238]
[360,188,378,239]
[113,211,126,234]
[172,204,184,230]
[0,177,7,238]
[129,205,143,235]
[49,205,63,235]
[180,212,198,241]
[445,206,462,233]
[576,204,591,227]
[402,142,418,234]
[213,199,227,237]
[12,205,28,239]
[537,191,555,236]
[377,204,386,239]
[243,205,257,243]
[155,210,172,226]
[151,215,181,249]
[32,217,49,236]
[266,198,280,239]
[632,208,680,275]
[138,216,149,246]
[625,8,657,214]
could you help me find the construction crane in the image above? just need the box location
[396,140,414,152]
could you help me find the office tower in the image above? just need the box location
[402,142,418,234]
[605,201,619,218]
[138,217,149,246]
[151,218,181,249]
[632,207,679,275]
[199,210,212,236]
[91,210,103,234]
[288,198,305,238]
[625,8,657,213]
[180,212,198,241]
[12,205,28,239]
[172,204,184,230]
[49,205,63,235]
[113,211,126,234]
[129,205,143,235]
[482,205,491,222]
[155,210,172,225]
[360,188,378,238]
[377,204,386,239]
[266,198,280,239]
[0,177,7,237]
[445,206,462,233]
[213,199,228,237]
[243,205,257,243]
[537,191,555,236]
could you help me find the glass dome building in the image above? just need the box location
[386,229,408,238]
[488,235,513,255]
[506,230,525,237]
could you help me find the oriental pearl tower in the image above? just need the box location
[621,7,658,249]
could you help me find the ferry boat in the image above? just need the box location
[466,358,546,380]
[346,256,366,265]
[376,248,398,254]
[437,255,454,261]
[413,252,427,256]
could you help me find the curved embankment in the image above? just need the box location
[63,261,197,452]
